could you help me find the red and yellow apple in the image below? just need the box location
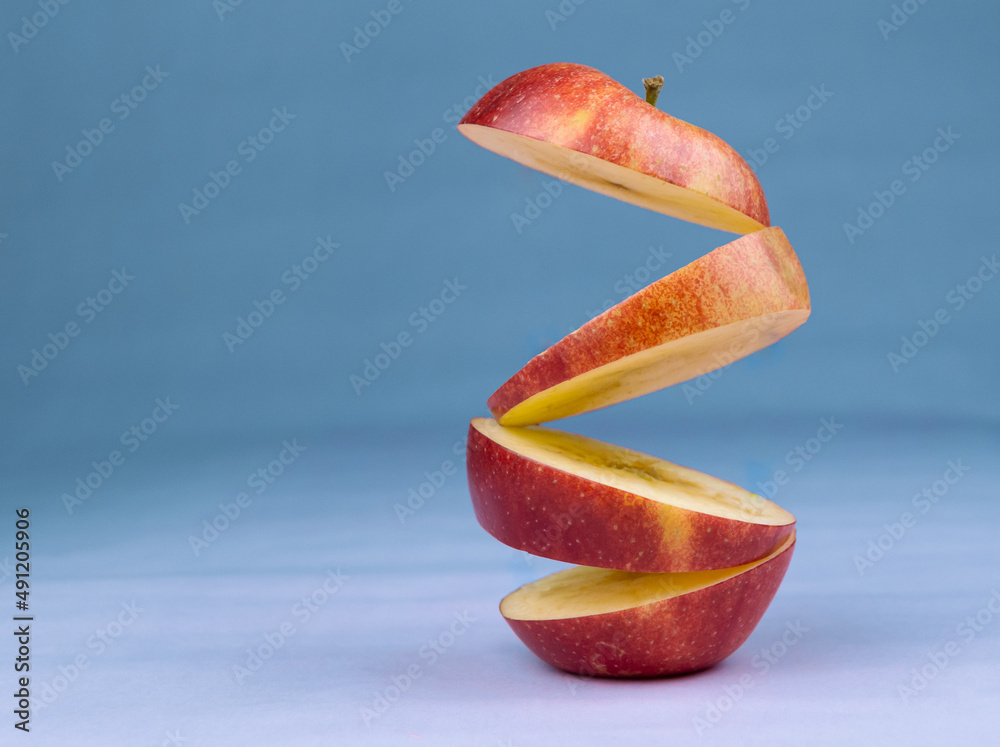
[501,533,795,677]
[467,417,794,573]
[459,62,768,234]
[488,227,810,426]
[456,62,807,679]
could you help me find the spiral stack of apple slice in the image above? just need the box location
[458,63,809,677]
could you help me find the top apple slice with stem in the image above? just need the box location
[459,62,768,234]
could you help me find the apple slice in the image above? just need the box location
[501,533,795,677]
[459,62,768,234]
[467,417,795,573]
[488,227,809,427]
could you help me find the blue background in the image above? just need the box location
[1,1,998,745]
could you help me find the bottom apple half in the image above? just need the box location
[500,533,795,678]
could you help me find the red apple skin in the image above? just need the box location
[467,420,795,573]
[459,62,769,228]
[503,538,795,678]
[487,227,809,424]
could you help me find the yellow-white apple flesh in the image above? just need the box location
[501,533,795,677]
[467,417,795,573]
[488,227,810,426]
[458,62,768,234]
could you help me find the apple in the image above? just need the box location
[487,226,810,426]
[467,417,794,573]
[500,533,795,677]
[458,62,768,234]
[455,63,808,679]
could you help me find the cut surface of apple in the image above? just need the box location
[459,62,768,234]
[502,532,794,620]
[468,418,795,573]
[501,533,795,677]
[488,227,810,426]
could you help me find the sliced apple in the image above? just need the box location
[488,227,809,426]
[501,532,795,678]
[459,62,768,234]
[467,417,795,573]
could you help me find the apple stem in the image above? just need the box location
[643,76,664,107]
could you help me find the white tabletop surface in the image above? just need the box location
[9,417,999,746]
